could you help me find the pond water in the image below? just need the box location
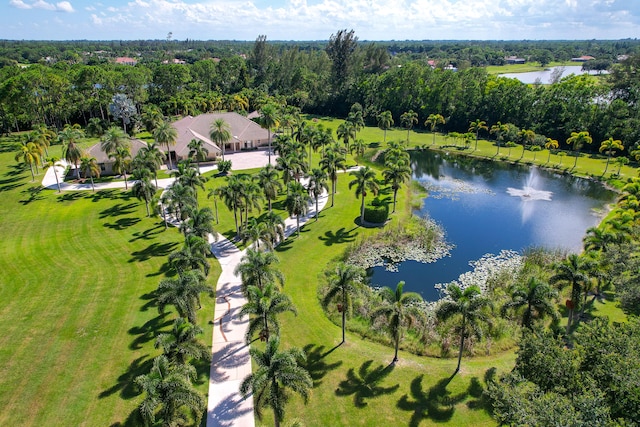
[370,151,616,301]
[498,65,607,84]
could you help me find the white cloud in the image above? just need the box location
[9,0,32,9]
[56,1,74,12]
[10,0,74,12]
[33,0,56,10]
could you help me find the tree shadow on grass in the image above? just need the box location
[146,261,175,278]
[139,291,157,312]
[318,226,358,246]
[57,191,83,203]
[99,354,153,400]
[129,224,165,242]
[19,185,45,204]
[104,217,141,231]
[0,169,26,192]
[86,189,121,202]
[302,344,343,387]
[99,202,138,219]
[129,242,178,263]
[335,360,399,408]
[274,237,295,252]
[128,313,172,350]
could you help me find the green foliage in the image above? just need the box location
[363,201,388,224]
[217,159,232,174]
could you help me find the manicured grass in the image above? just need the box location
[0,140,219,426]
[485,61,574,75]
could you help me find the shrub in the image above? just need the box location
[217,159,232,174]
[364,198,388,223]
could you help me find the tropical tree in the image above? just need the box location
[137,142,165,187]
[599,137,624,175]
[262,211,286,249]
[162,181,197,222]
[240,337,312,427]
[490,122,509,156]
[216,175,245,238]
[234,248,284,294]
[173,161,207,205]
[154,119,178,170]
[530,145,542,162]
[322,262,366,344]
[135,355,205,427]
[549,253,595,333]
[350,138,366,161]
[319,143,345,208]
[209,118,231,161]
[132,167,156,217]
[256,164,283,211]
[501,277,559,330]
[242,217,271,249]
[566,131,593,169]
[349,166,379,224]
[59,125,84,178]
[614,156,629,175]
[154,317,209,365]
[425,113,446,146]
[436,284,492,375]
[168,235,211,276]
[371,281,423,363]
[260,103,280,165]
[336,121,356,152]
[109,147,131,190]
[241,282,297,343]
[109,93,137,133]
[468,119,488,151]
[401,110,419,143]
[15,141,41,181]
[181,206,217,241]
[43,156,63,192]
[307,168,329,220]
[583,226,617,253]
[188,138,209,172]
[346,104,365,140]
[156,269,213,325]
[377,110,394,144]
[383,159,412,214]
[544,138,559,163]
[79,155,100,191]
[100,126,129,156]
[284,181,312,237]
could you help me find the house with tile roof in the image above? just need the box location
[86,138,148,176]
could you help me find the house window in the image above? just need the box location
[100,164,106,172]
[244,140,252,149]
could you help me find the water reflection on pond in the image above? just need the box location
[370,150,616,301]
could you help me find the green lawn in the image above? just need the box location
[485,61,574,75]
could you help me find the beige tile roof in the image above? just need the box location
[86,138,149,163]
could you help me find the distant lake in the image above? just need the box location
[498,65,608,84]
[370,151,616,301]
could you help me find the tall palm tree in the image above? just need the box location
[501,277,559,330]
[168,236,211,276]
[79,155,100,192]
[260,103,280,165]
[544,138,559,164]
[240,178,265,230]
[583,226,617,253]
[347,108,365,140]
[307,168,329,220]
[349,166,379,224]
[425,113,446,146]
[182,206,217,241]
[400,110,419,143]
[135,355,205,427]
[242,217,271,249]
[371,281,423,363]
[209,118,231,161]
[162,181,196,221]
[154,119,178,170]
[276,151,307,186]
[377,110,394,144]
[336,121,356,152]
[566,131,593,169]
[383,159,412,214]
[468,119,488,151]
[137,142,165,187]
[436,284,492,375]
[188,138,209,172]
[490,121,509,156]
[241,282,297,343]
[15,141,42,181]
[154,317,209,365]
[263,211,286,248]
[216,175,245,238]
[132,167,156,217]
[109,146,131,190]
[285,181,312,237]
[59,125,84,178]
[156,269,213,325]
[549,253,594,333]
[100,126,130,156]
[256,164,283,212]
[320,145,346,208]
[599,137,624,175]
[43,156,63,192]
[322,262,366,344]
[173,161,207,205]
[234,248,284,294]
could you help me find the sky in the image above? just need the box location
[1,0,639,41]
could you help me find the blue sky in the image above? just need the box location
[2,0,639,41]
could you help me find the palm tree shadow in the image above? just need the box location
[396,374,468,426]
[19,185,45,205]
[57,191,83,203]
[99,354,153,400]
[335,360,399,408]
[318,226,358,246]
[127,313,172,350]
[302,344,343,387]
[129,242,179,263]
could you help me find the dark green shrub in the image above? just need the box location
[217,160,232,174]
[364,200,388,223]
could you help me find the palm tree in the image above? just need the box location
[307,168,329,220]
[242,217,271,249]
[383,160,412,214]
[263,211,286,248]
[79,155,100,192]
[544,138,559,163]
[209,118,231,161]
[168,236,211,276]
[285,181,312,237]
[154,119,178,170]
[349,166,379,224]
[240,337,312,427]
[425,113,446,146]
[350,138,366,161]
[336,121,356,152]
[260,104,280,165]
[240,177,265,230]
[468,119,488,151]
[137,142,165,187]
[530,145,542,162]
[182,206,217,241]
[436,284,492,375]
[132,167,156,217]
[109,146,131,190]
[322,262,366,344]
[276,151,307,185]
[583,226,617,253]
[377,110,394,144]
[347,107,365,140]
[614,156,629,175]
[156,269,213,325]
[234,248,284,294]
[549,253,595,333]
[59,125,84,179]
[100,126,129,156]
[216,175,245,239]
[173,161,207,205]
[371,281,423,363]
[163,181,196,222]
[155,317,209,365]
[401,110,419,143]
[256,164,283,212]
[566,131,593,169]
[188,138,209,172]
[320,146,346,208]
[599,137,624,175]
[15,141,41,181]
[490,122,509,156]
[241,282,297,343]
[43,156,63,192]
[135,355,205,427]
[501,277,559,330]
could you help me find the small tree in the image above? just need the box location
[109,93,136,133]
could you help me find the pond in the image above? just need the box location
[370,150,616,301]
[498,65,607,84]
